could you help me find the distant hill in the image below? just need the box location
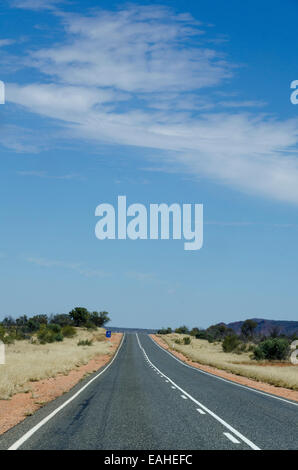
[105,326,157,334]
[226,318,298,337]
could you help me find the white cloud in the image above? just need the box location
[11,0,64,10]
[5,5,298,204]
[0,39,15,47]
[218,100,267,108]
[26,257,108,278]
[28,6,230,93]
[17,170,84,180]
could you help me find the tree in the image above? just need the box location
[26,315,48,332]
[222,334,240,352]
[50,314,73,327]
[90,311,110,327]
[269,326,280,338]
[1,316,15,327]
[241,319,257,339]
[175,325,189,334]
[16,315,28,328]
[157,327,172,334]
[69,307,90,326]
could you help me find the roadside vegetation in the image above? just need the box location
[0,307,110,345]
[157,320,298,390]
[0,307,113,399]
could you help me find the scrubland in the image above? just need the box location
[0,328,113,399]
[158,333,298,390]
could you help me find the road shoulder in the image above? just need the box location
[151,334,298,403]
[0,333,122,436]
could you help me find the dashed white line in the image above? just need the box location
[196,408,206,415]
[224,432,240,444]
[136,333,260,451]
[181,395,187,400]
[149,335,298,408]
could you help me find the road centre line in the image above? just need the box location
[136,333,260,451]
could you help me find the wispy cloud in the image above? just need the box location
[5,5,298,204]
[17,170,84,180]
[10,0,65,10]
[205,221,298,228]
[218,100,267,108]
[0,39,15,47]
[26,256,108,278]
[125,270,179,294]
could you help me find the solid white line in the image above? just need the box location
[224,432,240,444]
[136,334,260,450]
[197,408,206,415]
[149,336,298,407]
[8,334,126,451]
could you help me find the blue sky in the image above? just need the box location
[0,0,298,328]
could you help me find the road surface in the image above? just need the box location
[1,333,297,450]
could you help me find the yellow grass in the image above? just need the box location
[159,334,298,390]
[0,328,113,399]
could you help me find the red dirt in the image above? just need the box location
[151,334,298,402]
[0,333,122,435]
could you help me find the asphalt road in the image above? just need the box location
[1,333,297,450]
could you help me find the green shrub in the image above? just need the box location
[47,323,62,334]
[85,321,97,330]
[77,339,93,346]
[2,335,15,345]
[174,338,182,345]
[253,338,290,361]
[37,324,64,344]
[183,336,191,345]
[222,334,240,353]
[62,325,76,338]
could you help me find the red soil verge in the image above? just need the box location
[0,333,122,435]
[151,334,298,402]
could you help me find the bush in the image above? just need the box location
[157,327,172,335]
[183,336,191,345]
[50,314,73,327]
[77,339,93,346]
[37,324,64,344]
[253,338,290,361]
[62,325,76,338]
[47,323,62,334]
[175,326,189,334]
[222,334,240,353]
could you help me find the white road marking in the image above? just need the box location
[181,395,187,399]
[149,336,298,408]
[197,408,206,415]
[8,334,126,451]
[136,334,260,451]
[171,386,176,389]
[224,432,240,444]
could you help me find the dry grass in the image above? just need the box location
[0,328,112,399]
[159,334,298,390]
